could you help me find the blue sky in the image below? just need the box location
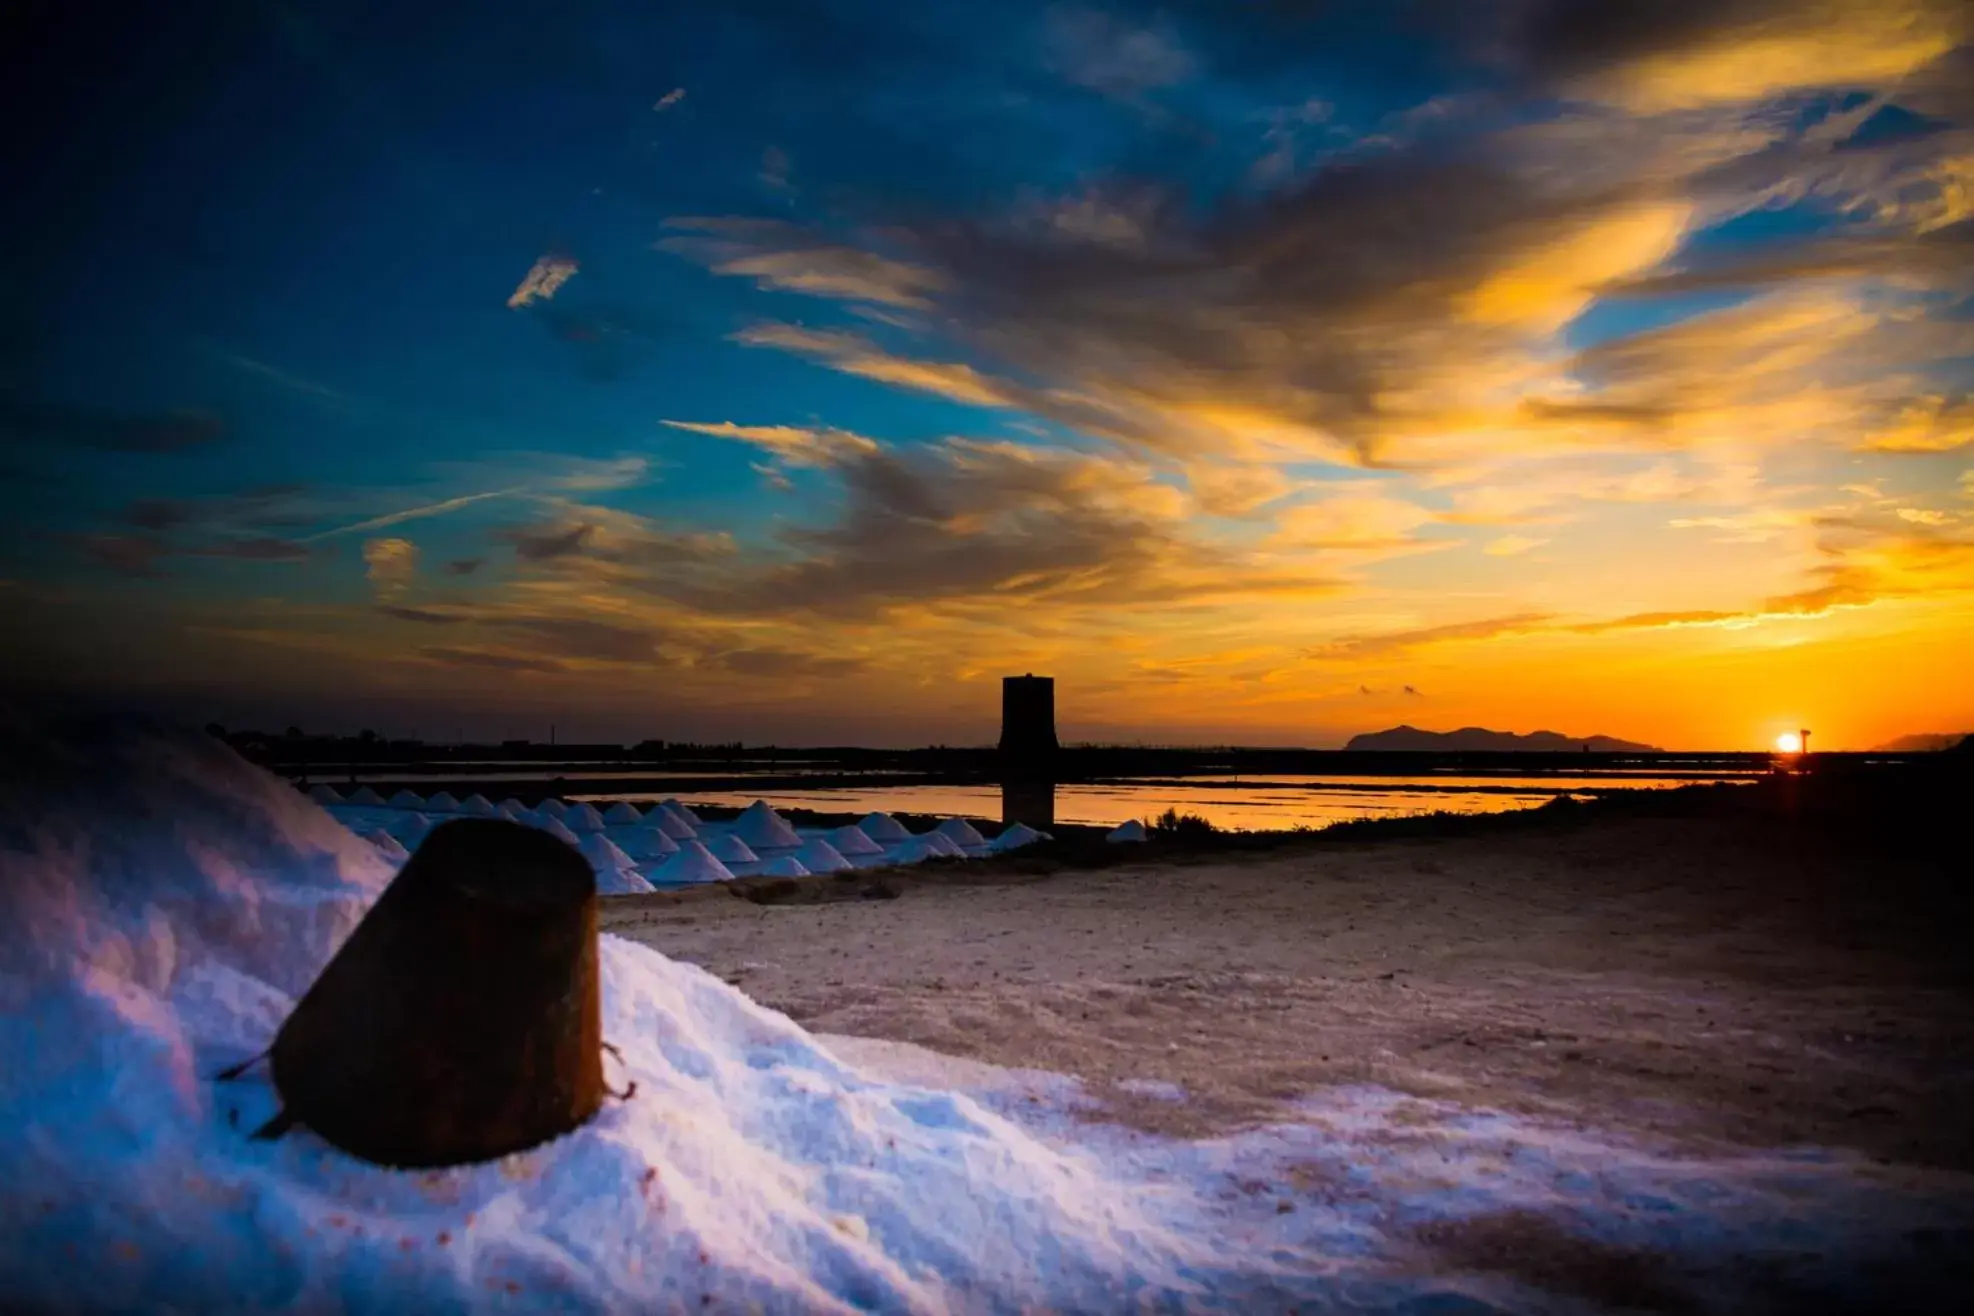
[2,0,1970,747]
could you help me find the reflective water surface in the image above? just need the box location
[581,777,1735,832]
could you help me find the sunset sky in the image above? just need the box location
[2,0,1970,749]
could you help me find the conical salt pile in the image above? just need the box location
[733,800,801,850]
[499,799,531,820]
[388,789,425,810]
[1106,819,1149,843]
[795,837,851,874]
[826,825,885,857]
[661,798,704,825]
[307,784,343,804]
[991,822,1049,852]
[919,831,966,858]
[460,793,499,818]
[885,836,946,865]
[597,867,656,896]
[652,808,697,840]
[757,854,811,877]
[362,829,410,862]
[933,817,987,848]
[565,803,607,833]
[386,812,433,844]
[706,833,759,864]
[347,786,385,806]
[577,832,636,874]
[619,826,681,861]
[263,818,604,1168]
[858,811,911,844]
[650,840,733,885]
[536,815,584,847]
[425,791,461,813]
[602,801,644,825]
[536,797,568,818]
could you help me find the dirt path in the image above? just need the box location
[606,815,1974,1169]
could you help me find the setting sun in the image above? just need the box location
[1776,732,1803,754]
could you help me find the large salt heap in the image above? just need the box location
[794,837,852,874]
[0,714,1954,1313]
[826,825,886,858]
[933,817,988,849]
[651,807,698,840]
[858,811,911,844]
[732,800,802,850]
[705,832,759,865]
[650,839,734,885]
[618,825,682,861]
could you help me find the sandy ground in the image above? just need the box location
[604,814,1974,1173]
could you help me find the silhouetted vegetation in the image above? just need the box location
[1148,808,1218,841]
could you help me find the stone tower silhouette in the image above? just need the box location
[998,674,1059,762]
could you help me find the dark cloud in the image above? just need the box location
[502,522,596,561]
[635,439,1328,619]
[445,557,485,575]
[713,648,868,679]
[494,616,664,665]
[377,604,465,625]
[124,499,194,532]
[493,514,735,567]
[0,396,224,453]
[419,647,566,674]
[189,537,312,562]
[76,533,169,578]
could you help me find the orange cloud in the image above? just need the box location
[505,252,578,309]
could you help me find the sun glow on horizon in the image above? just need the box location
[1775,731,1803,754]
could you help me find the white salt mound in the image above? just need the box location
[706,833,759,864]
[307,783,343,804]
[992,822,1049,852]
[536,797,568,817]
[651,839,733,885]
[858,811,911,844]
[825,825,886,857]
[537,815,584,847]
[383,812,432,843]
[597,867,656,896]
[661,797,704,826]
[652,808,698,840]
[619,826,682,861]
[602,801,644,825]
[498,799,531,820]
[565,803,607,833]
[0,716,1957,1314]
[459,793,498,818]
[933,817,988,848]
[577,833,636,875]
[361,829,410,863]
[733,800,801,850]
[795,837,852,874]
[921,831,967,858]
[1107,819,1149,843]
[346,786,385,806]
[424,790,460,813]
[387,789,425,810]
[757,854,812,878]
[885,835,948,865]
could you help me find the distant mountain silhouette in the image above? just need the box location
[1345,725,1659,752]
[1871,732,1974,752]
